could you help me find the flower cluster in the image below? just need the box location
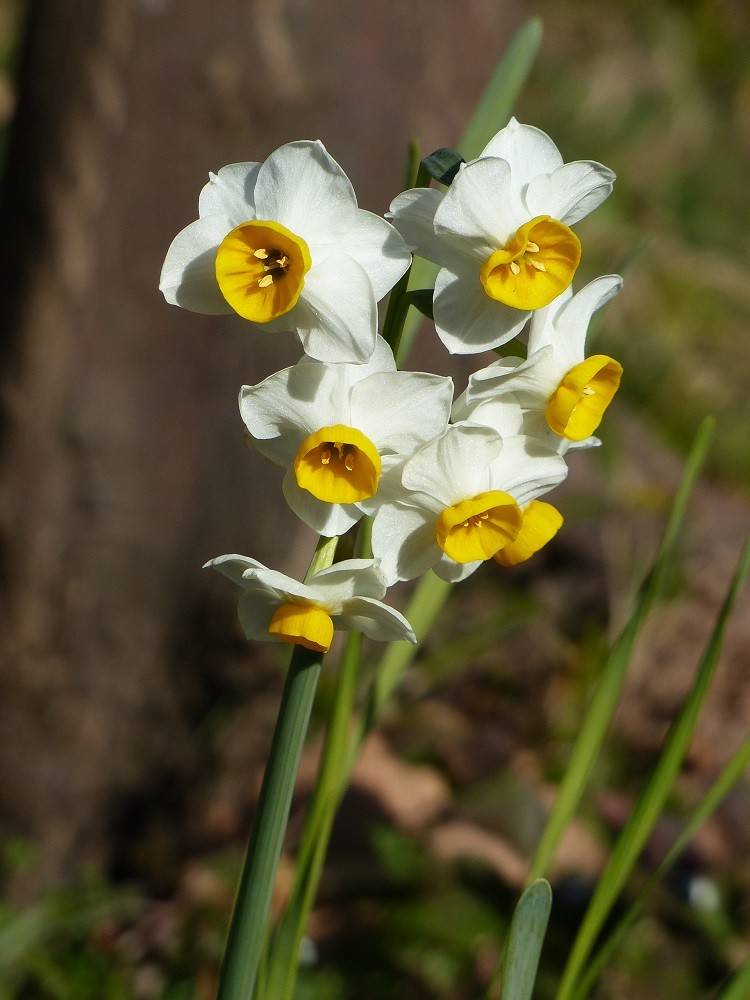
[161,120,622,655]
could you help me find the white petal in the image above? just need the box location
[388,187,471,271]
[526,287,573,355]
[237,590,284,643]
[198,162,260,224]
[240,360,350,467]
[242,566,319,605]
[463,357,525,404]
[350,372,453,453]
[433,266,529,355]
[454,393,527,436]
[282,466,363,536]
[159,215,233,313]
[296,252,377,363]
[370,501,441,584]
[356,454,411,516]
[336,597,416,643]
[307,559,387,611]
[479,346,561,406]
[204,553,267,587]
[488,435,568,506]
[525,161,615,226]
[433,556,483,583]
[552,274,623,369]
[433,157,526,249]
[252,140,358,243]
[480,118,563,188]
[402,423,502,509]
[336,210,411,300]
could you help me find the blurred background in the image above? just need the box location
[0,1,748,997]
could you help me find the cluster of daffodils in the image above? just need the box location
[161,121,622,656]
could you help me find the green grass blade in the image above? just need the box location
[528,417,715,884]
[557,531,750,1000]
[491,879,552,1000]
[399,17,542,361]
[719,958,750,1000]
[571,733,750,1000]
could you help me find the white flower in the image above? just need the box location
[371,422,567,584]
[205,554,415,652]
[240,336,454,536]
[160,140,411,363]
[456,275,623,445]
[388,118,615,354]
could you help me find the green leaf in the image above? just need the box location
[398,17,543,362]
[719,958,750,1000]
[421,147,465,185]
[528,417,715,884]
[557,528,750,1000]
[494,880,552,1000]
[571,733,750,1000]
[406,289,434,319]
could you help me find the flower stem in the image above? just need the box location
[217,535,337,1000]
[265,630,364,1000]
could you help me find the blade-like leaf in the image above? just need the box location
[557,531,750,1000]
[719,959,750,1000]
[494,880,552,1000]
[528,417,715,883]
[571,733,750,1000]
[399,17,542,361]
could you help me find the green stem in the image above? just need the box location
[217,536,337,1000]
[265,521,371,998]
[267,631,364,1000]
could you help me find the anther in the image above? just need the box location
[530,260,546,272]
[582,387,596,396]
[254,248,269,259]
[277,255,288,269]
[320,448,331,466]
[526,241,540,253]
[509,261,521,276]
[344,452,355,472]
[258,274,274,288]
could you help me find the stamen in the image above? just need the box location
[344,452,355,472]
[333,442,345,459]
[582,386,596,396]
[253,248,269,259]
[258,274,274,288]
[509,261,521,276]
[277,256,288,269]
[530,260,547,272]
[320,448,331,466]
[526,241,540,253]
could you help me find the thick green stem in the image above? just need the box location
[267,630,364,1000]
[217,536,337,1000]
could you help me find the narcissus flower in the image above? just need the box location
[371,423,567,583]
[205,555,415,652]
[459,275,623,444]
[240,337,454,536]
[389,118,615,354]
[493,499,564,567]
[160,140,411,363]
